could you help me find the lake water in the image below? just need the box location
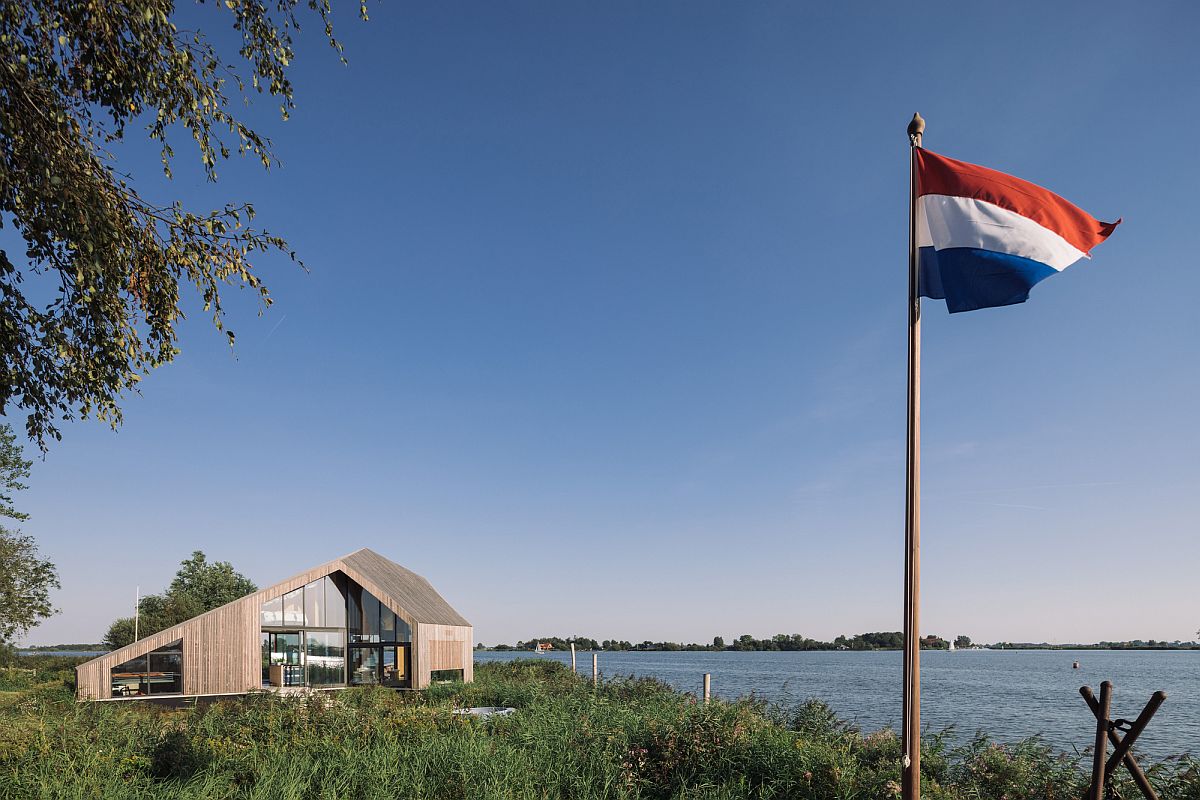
[476,649,1199,760]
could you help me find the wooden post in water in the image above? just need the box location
[902,111,925,800]
[703,673,711,704]
[592,653,599,687]
[571,642,577,674]
[1089,681,1113,800]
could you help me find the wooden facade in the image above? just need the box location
[76,549,472,700]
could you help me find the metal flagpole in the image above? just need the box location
[902,111,925,800]
[134,585,140,642]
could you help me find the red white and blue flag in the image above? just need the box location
[916,148,1120,313]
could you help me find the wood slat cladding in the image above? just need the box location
[415,622,473,689]
[76,549,472,700]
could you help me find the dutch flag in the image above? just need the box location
[916,148,1120,313]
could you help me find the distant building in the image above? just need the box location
[76,549,472,700]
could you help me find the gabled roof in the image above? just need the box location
[338,548,470,627]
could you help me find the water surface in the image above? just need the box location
[476,649,1199,760]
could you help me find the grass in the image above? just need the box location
[0,658,1196,799]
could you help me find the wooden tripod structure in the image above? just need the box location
[1081,682,1167,800]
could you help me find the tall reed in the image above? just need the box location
[0,659,1195,799]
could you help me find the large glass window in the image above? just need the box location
[347,582,362,640]
[262,574,347,630]
[393,614,411,643]
[263,632,304,687]
[304,579,325,628]
[282,587,304,626]
[260,595,282,626]
[362,592,380,641]
[381,605,395,640]
[306,631,345,687]
[382,645,410,687]
[349,647,379,685]
[323,575,346,628]
[379,608,412,643]
[111,640,183,696]
[348,583,381,643]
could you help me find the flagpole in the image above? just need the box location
[902,111,925,800]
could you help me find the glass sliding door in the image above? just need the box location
[349,646,380,685]
[265,632,304,687]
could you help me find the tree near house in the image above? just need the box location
[0,0,368,447]
[103,551,255,649]
[169,551,257,611]
[0,425,59,645]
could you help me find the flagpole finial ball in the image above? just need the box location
[908,112,925,145]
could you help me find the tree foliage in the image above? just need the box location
[0,423,57,644]
[168,550,256,611]
[0,423,31,520]
[0,527,60,644]
[0,0,366,447]
[103,550,255,649]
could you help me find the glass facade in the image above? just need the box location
[430,668,464,683]
[323,575,347,628]
[260,595,282,626]
[381,645,410,687]
[282,587,304,626]
[111,640,183,696]
[262,631,304,687]
[306,631,345,687]
[258,571,411,689]
[349,646,379,685]
[304,578,325,628]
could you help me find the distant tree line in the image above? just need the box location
[478,632,974,652]
[989,640,1200,651]
[477,633,1200,652]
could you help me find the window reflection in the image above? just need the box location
[111,640,183,696]
[324,575,346,628]
[382,645,410,687]
[362,592,380,641]
[349,646,379,685]
[260,595,282,626]
[256,572,411,690]
[304,579,325,628]
[282,588,304,626]
[306,631,345,686]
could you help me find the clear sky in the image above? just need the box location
[15,1,1200,647]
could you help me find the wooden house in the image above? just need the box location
[75,548,472,700]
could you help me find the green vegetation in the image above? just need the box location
[0,424,59,646]
[13,644,105,653]
[2,659,1196,799]
[0,0,368,447]
[103,551,257,649]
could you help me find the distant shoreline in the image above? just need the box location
[477,644,1200,653]
[17,642,1197,657]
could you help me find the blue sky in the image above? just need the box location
[16,1,1200,646]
